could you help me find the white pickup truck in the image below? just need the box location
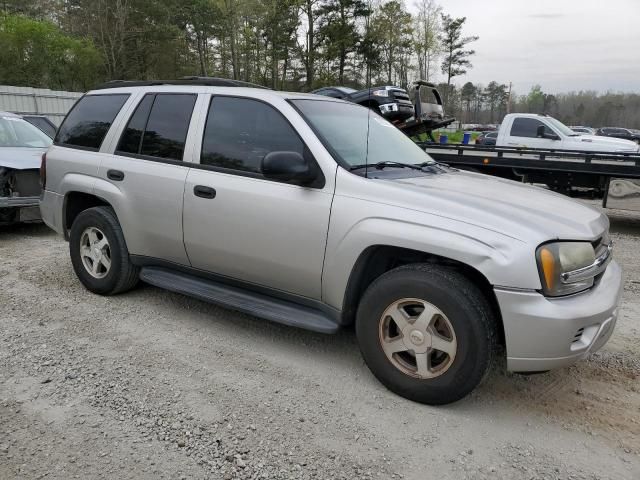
[497,113,640,153]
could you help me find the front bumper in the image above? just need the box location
[496,260,623,372]
[379,102,414,121]
[0,195,40,208]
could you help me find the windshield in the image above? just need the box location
[546,117,578,137]
[292,99,434,169]
[0,116,52,148]
[336,87,357,94]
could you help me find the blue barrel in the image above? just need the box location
[439,134,448,144]
[462,132,471,144]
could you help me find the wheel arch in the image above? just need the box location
[63,191,113,239]
[341,244,505,347]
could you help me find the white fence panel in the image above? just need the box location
[0,85,83,126]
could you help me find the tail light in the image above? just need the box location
[40,152,47,189]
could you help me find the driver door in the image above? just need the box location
[182,95,335,300]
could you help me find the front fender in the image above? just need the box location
[322,197,540,310]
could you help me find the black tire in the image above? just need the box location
[69,206,139,295]
[355,263,497,405]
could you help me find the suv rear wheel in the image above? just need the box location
[356,264,496,405]
[69,206,139,295]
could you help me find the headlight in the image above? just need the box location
[372,90,389,97]
[536,242,596,296]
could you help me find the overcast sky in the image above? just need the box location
[420,0,640,95]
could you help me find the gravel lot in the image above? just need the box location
[1,201,639,480]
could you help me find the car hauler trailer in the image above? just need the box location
[417,143,640,211]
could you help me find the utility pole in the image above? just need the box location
[507,81,513,114]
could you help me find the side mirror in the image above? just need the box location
[537,125,560,140]
[261,151,316,184]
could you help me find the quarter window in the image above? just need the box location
[55,94,129,150]
[510,118,554,138]
[201,97,304,173]
[117,93,196,161]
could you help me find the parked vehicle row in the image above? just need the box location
[39,79,622,405]
[569,125,596,135]
[475,131,498,145]
[596,127,640,143]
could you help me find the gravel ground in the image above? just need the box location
[1,201,639,480]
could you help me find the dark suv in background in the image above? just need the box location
[596,127,640,143]
[312,85,414,122]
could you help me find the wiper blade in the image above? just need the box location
[349,161,425,171]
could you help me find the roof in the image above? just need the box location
[88,84,344,104]
[94,77,269,90]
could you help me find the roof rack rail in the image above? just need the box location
[93,76,270,90]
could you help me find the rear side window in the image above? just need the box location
[116,93,196,161]
[201,97,304,173]
[510,118,554,138]
[55,94,129,150]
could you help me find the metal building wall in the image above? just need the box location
[0,85,83,126]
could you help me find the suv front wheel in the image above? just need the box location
[69,206,139,295]
[356,264,497,405]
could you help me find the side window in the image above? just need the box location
[55,94,129,150]
[510,118,553,138]
[116,93,196,161]
[201,97,304,174]
[117,94,154,154]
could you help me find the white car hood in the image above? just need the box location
[571,134,638,151]
[385,170,608,243]
[0,147,46,170]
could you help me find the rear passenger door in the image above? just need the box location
[182,95,334,300]
[97,92,199,265]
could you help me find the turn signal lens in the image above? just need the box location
[539,247,556,291]
[536,241,596,297]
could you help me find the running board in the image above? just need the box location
[139,267,339,334]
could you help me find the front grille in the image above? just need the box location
[390,91,410,101]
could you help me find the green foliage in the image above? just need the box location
[0,0,484,95]
[439,14,478,94]
[0,14,101,90]
[317,0,367,85]
[370,1,413,86]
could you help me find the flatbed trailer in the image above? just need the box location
[416,143,640,210]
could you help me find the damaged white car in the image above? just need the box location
[0,111,52,225]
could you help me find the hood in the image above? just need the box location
[571,134,639,151]
[0,147,46,170]
[383,170,608,243]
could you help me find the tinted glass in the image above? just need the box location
[510,118,554,138]
[140,94,196,160]
[23,117,56,138]
[201,97,304,173]
[117,94,155,154]
[56,94,129,149]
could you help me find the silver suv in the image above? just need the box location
[40,79,622,405]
